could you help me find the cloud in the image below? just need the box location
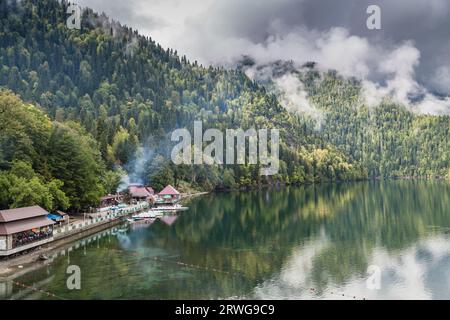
[244,28,449,116]
[274,73,324,128]
[361,43,422,108]
[245,62,324,128]
[75,0,450,114]
[430,66,450,94]
[362,44,450,115]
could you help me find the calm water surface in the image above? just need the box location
[1,181,449,300]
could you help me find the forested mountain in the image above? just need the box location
[251,62,450,178]
[0,0,448,212]
[308,72,449,178]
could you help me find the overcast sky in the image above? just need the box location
[76,0,450,114]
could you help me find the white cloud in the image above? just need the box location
[362,44,450,114]
[274,74,324,128]
[430,66,450,94]
[76,0,450,115]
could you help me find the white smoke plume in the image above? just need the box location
[117,147,155,192]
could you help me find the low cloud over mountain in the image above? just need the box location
[77,0,450,114]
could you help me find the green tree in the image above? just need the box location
[146,155,175,191]
[47,123,105,210]
[102,169,125,194]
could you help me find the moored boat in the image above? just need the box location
[131,210,163,220]
[151,204,188,212]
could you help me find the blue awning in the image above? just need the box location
[47,213,63,221]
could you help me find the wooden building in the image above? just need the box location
[99,194,124,207]
[155,185,181,205]
[0,206,55,256]
[128,184,154,203]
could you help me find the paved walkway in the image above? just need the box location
[53,202,149,239]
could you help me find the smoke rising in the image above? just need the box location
[117,146,156,192]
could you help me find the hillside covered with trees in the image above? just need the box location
[0,0,448,212]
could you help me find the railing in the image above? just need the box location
[12,232,53,249]
[53,202,149,237]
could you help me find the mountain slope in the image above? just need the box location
[0,0,365,210]
[0,0,448,211]
[246,61,450,178]
[304,70,450,178]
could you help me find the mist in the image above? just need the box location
[76,0,450,115]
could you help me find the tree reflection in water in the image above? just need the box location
[3,181,450,299]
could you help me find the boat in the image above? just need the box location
[131,210,164,220]
[153,210,163,217]
[151,204,189,212]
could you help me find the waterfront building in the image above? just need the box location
[47,211,69,225]
[128,184,154,203]
[155,185,181,205]
[0,206,55,256]
[100,194,124,208]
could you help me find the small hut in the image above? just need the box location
[155,185,181,205]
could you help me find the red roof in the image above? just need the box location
[128,185,154,198]
[158,185,180,195]
[100,195,119,201]
[0,206,48,223]
[0,216,54,236]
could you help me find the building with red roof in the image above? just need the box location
[127,184,154,203]
[0,206,55,256]
[155,185,181,204]
[100,194,124,207]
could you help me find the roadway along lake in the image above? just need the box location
[1,181,450,300]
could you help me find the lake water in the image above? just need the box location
[1,181,450,300]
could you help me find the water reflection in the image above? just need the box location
[254,235,450,300]
[1,181,449,299]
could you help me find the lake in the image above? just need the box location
[1,181,449,300]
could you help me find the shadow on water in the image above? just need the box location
[1,180,450,299]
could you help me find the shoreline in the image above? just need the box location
[213,175,449,192]
[180,191,209,200]
[0,180,446,279]
[0,216,126,279]
[0,192,207,279]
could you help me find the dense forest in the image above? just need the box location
[252,62,450,178]
[304,71,450,178]
[0,0,448,212]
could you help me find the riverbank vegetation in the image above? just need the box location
[0,91,108,211]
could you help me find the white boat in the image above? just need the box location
[153,210,164,217]
[152,204,188,212]
[131,210,163,220]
